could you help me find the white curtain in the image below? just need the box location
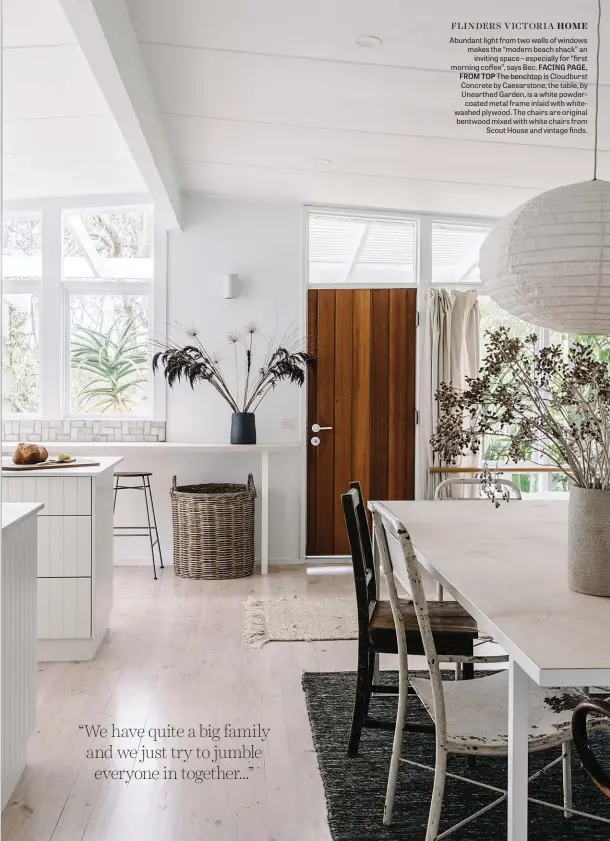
[416,287,480,500]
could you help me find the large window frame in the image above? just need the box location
[306,206,495,290]
[2,195,167,422]
[305,206,577,496]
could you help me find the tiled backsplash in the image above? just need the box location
[2,420,166,443]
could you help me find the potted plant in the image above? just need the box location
[153,325,311,444]
[431,327,610,597]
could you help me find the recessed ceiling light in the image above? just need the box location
[315,158,332,165]
[356,35,383,48]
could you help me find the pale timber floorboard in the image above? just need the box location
[3,566,377,841]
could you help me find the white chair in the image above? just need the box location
[434,476,519,669]
[371,501,609,840]
[434,476,523,501]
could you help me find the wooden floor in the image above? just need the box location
[2,566,371,841]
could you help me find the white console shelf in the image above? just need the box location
[2,457,122,661]
[2,443,300,574]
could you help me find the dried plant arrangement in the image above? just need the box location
[431,327,610,492]
[152,324,312,443]
[431,326,610,595]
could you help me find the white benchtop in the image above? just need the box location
[2,456,123,477]
[2,502,44,531]
[2,442,300,454]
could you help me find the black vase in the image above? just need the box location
[231,412,256,445]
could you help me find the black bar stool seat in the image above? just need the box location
[113,471,164,579]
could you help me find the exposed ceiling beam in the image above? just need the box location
[58,0,181,230]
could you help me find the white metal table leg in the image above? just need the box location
[261,451,269,575]
[508,659,529,841]
[372,518,380,685]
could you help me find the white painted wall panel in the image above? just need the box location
[2,512,38,808]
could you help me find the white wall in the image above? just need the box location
[114,194,306,566]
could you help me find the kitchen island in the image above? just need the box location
[2,457,122,661]
[2,502,42,808]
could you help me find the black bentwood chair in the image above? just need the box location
[341,482,479,757]
[572,698,610,798]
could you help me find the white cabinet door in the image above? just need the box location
[37,516,92,577]
[37,578,91,639]
[3,476,92,515]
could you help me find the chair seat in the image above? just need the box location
[370,600,478,657]
[410,670,603,755]
[115,472,152,478]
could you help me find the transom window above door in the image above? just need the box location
[308,213,416,285]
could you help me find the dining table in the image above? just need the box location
[368,499,610,841]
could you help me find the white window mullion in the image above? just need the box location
[418,216,433,285]
[152,223,167,422]
[40,207,63,420]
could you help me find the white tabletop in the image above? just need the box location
[2,456,123,477]
[373,500,610,687]
[2,502,44,531]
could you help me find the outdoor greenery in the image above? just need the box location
[63,210,153,261]
[153,325,311,413]
[71,308,148,413]
[3,295,40,413]
[432,327,610,494]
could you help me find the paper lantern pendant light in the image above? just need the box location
[479,179,610,335]
[479,0,610,336]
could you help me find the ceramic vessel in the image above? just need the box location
[230,412,256,445]
[568,486,610,597]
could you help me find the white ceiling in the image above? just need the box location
[3,0,609,217]
[2,0,146,200]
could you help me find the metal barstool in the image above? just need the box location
[113,472,164,579]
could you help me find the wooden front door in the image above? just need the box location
[307,288,417,556]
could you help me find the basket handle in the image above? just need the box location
[172,475,177,492]
[247,472,257,498]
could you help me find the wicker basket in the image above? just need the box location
[171,474,256,579]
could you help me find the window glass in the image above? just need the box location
[3,215,42,286]
[63,209,153,282]
[308,214,416,284]
[431,222,491,284]
[69,295,149,415]
[2,293,40,414]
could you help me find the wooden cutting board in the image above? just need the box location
[2,458,100,471]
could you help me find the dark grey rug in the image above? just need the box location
[302,671,610,840]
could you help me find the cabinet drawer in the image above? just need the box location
[3,476,92,515]
[37,577,91,639]
[37,516,92,577]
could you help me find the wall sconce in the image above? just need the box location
[223,273,238,299]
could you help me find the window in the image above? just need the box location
[308,213,416,285]
[62,209,153,417]
[2,215,42,414]
[1,205,155,419]
[431,222,491,284]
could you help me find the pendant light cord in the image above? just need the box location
[593,0,602,180]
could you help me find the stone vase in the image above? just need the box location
[568,486,610,597]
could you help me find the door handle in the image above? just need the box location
[312,424,332,433]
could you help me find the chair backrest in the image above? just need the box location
[341,485,377,634]
[572,699,610,797]
[434,477,523,500]
[371,501,448,742]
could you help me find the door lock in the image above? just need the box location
[311,436,321,447]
